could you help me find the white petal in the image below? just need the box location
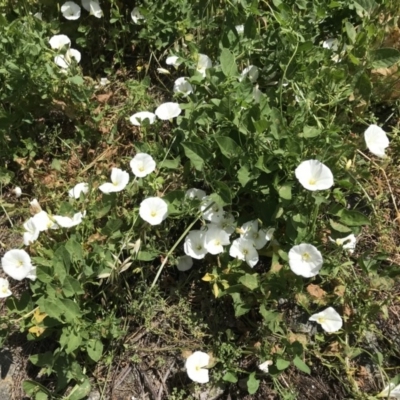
[184,230,207,259]
[129,111,156,126]
[185,351,210,384]
[49,34,71,50]
[288,243,323,278]
[173,77,193,96]
[364,124,389,158]
[130,153,156,178]
[295,160,334,191]
[1,249,35,281]
[68,182,89,199]
[309,307,343,333]
[139,197,168,225]
[155,102,182,120]
[185,188,206,200]
[61,1,81,20]
[131,7,145,23]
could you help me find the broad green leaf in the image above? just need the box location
[65,238,84,262]
[354,0,377,17]
[68,75,84,85]
[62,276,84,297]
[223,371,238,383]
[276,358,290,370]
[23,380,51,397]
[182,142,212,171]
[215,136,241,158]
[293,355,311,374]
[137,250,158,261]
[247,372,260,395]
[158,157,180,170]
[220,48,237,77]
[87,339,103,362]
[29,352,54,367]
[239,273,259,290]
[371,48,400,69]
[338,209,370,226]
[230,292,251,317]
[67,378,91,400]
[213,181,232,205]
[102,218,123,236]
[278,183,292,200]
[303,126,320,138]
[356,72,371,100]
[345,21,356,44]
[237,164,253,187]
[329,219,352,233]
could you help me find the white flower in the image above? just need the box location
[54,48,81,69]
[173,77,193,96]
[210,213,235,235]
[95,77,109,88]
[53,212,84,228]
[129,111,156,126]
[309,307,343,333]
[184,230,208,259]
[288,243,323,278]
[69,182,89,199]
[322,38,339,50]
[377,383,400,399]
[1,249,36,281]
[253,85,262,103]
[229,238,259,268]
[13,187,22,197]
[185,188,206,201]
[185,351,210,384]
[32,211,59,232]
[258,360,272,373]
[157,68,170,75]
[131,7,145,23]
[177,255,193,271]
[328,234,357,254]
[155,102,182,120]
[200,197,224,223]
[99,168,129,194]
[130,153,156,178]
[235,24,244,34]
[204,226,230,255]
[49,34,71,50]
[61,1,81,20]
[295,160,334,191]
[240,65,259,82]
[82,0,103,17]
[139,197,168,225]
[240,220,272,250]
[23,218,40,246]
[364,124,389,158]
[196,54,212,77]
[0,278,12,298]
[166,55,181,67]
[29,199,42,214]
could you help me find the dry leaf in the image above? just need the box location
[29,326,45,337]
[334,285,346,297]
[288,332,308,346]
[307,284,327,299]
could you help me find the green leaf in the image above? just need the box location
[102,218,123,236]
[137,251,158,261]
[29,352,54,368]
[220,48,238,77]
[68,75,84,85]
[345,21,356,44]
[23,380,51,397]
[239,273,259,290]
[215,136,241,158]
[293,356,311,374]
[276,358,290,370]
[87,339,103,362]
[329,219,352,233]
[213,181,232,205]
[63,276,84,297]
[182,142,212,171]
[230,292,251,317]
[278,183,292,200]
[223,371,238,383]
[354,0,377,17]
[302,126,320,138]
[247,372,260,395]
[371,48,400,69]
[67,378,91,400]
[158,157,181,170]
[65,238,84,262]
[356,72,372,100]
[338,209,370,226]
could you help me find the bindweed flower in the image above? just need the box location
[0,278,12,298]
[240,220,273,250]
[200,197,224,223]
[184,230,207,259]
[204,226,230,255]
[130,153,156,178]
[54,48,81,70]
[23,218,40,246]
[13,187,22,198]
[364,124,389,158]
[53,212,85,228]
[196,54,212,77]
[173,77,193,96]
[1,249,36,281]
[49,34,71,50]
[185,188,206,201]
[240,65,259,82]
[185,351,210,383]
[129,111,156,126]
[176,255,193,271]
[166,55,181,67]
[295,160,334,191]
[377,383,400,399]
[235,24,244,34]
[328,234,357,254]
[155,102,182,120]
[289,243,323,278]
[32,211,59,232]
[61,1,81,20]
[229,238,259,268]
[99,168,129,194]
[309,307,343,333]
[258,360,273,373]
[210,213,236,235]
[131,7,145,23]
[322,38,339,51]
[253,85,262,103]
[139,197,168,225]
[82,0,103,17]
[69,182,89,199]
[95,77,109,88]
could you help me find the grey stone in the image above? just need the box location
[87,390,101,400]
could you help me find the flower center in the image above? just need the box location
[150,210,157,217]
[243,249,248,255]
[1,287,8,293]
[195,365,201,371]
[317,317,326,324]
[196,244,203,251]
[302,252,310,262]
[214,240,221,246]
[17,260,23,268]
[308,178,317,185]
[138,164,144,172]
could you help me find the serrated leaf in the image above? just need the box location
[220,48,238,77]
[293,355,311,374]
